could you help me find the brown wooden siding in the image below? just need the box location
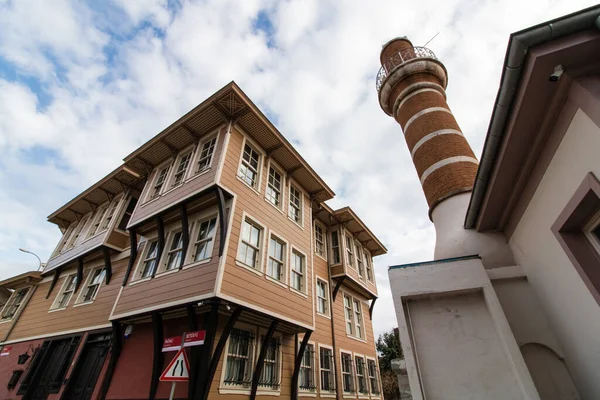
[112,231,220,317]
[105,229,129,249]
[128,126,225,228]
[218,127,314,328]
[7,261,127,342]
[45,232,105,271]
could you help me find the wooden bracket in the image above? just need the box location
[291,330,312,399]
[161,139,179,158]
[369,298,377,320]
[75,258,83,293]
[251,320,279,399]
[152,216,165,279]
[179,204,190,270]
[102,247,112,285]
[332,276,346,301]
[46,270,60,299]
[122,230,137,286]
[215,186,228,257]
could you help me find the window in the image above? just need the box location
[585,210,600,255]
[237,218,262,270]
[345,235,354,268]
[87,205,107,238]
[341,352,355,393]
[267,235,285,281]
[118,197,138,231]
[291,250,305,292]
[223,328,254,387]
[367,359,380,395]
[100,197,121,231]
[259,336,280,389]
[353,299,364,339]
[67,216,89,249]
[192,217,217,262]
[165,231,183,271]
[1,289,28,320]
[355,356,368,394]
[299,343,316,392]
[266,167,283,208]
[80,268,105,303]
[315,223,325,258]
[289,185,302,224]
[331,231,341,264]
[140,240,159,278]
[151,165,170,198]
[172,151,193,187]
[197,136,217,172]
[56,224,76,254]
[319,347,335,393]
[53,275,78,309]
[238,143,261,189]
[344,295,354,335]
[316,279,329,315]
[356,244,364,278]
[365,252,373,282]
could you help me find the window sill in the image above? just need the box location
[236,175,261,195]
[317,312,331,320]
[182,258,212,270]
[299,392,317,397]
[114,228,130,236]
[186,167,212,183]
[315,253,327,262]
[288,216,304,230]
[264,197,284,215]
[346,334,367,344]
[343,393,357,398]
[82,230,107,245]
[0,319,12,325]
[73,300,95,308]
[48,307,67,313]
[141,195,161,208]
[163,182,185,197]
[266,274,287,288]
[289,287,308,299]
[129,276,152,287]
[154,268,180,278]
[319,393,336,398]
[218,387,281,396]
[235,260,263,276]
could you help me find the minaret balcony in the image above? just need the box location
[376,46,438,92]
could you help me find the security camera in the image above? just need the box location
[549,65,564,82]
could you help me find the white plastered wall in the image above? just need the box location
[510,109,600,398]
[389,257,540,400]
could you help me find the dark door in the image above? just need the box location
[63,333,111,400]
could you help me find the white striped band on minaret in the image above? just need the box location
[377,37,478,214]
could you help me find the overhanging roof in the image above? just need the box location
[123,81,335,203]
[0,271,42,289]
[465,5,600,230]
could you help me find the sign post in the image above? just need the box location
[159,330,204,400]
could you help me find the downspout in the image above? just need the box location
[465,5,600,228]
[326,214,343,400]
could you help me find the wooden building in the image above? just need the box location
[0,82,386,400]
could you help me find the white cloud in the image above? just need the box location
[0,0,597,340]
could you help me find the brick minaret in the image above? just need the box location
[377,37,478,215]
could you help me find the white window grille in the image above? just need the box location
[237,218,262,269]
[165,231,184,271]
[368,359,380,395]
[291,250,305,292]
[316,280,329,315]
[238,143,260,188]
[288,185,302,224]
[267,236,285,281]
[266,167,282,207]
[197,136,217,172]
[141,240,159,278]
[223,328,254,387]
[315,223,325,257]
[299,343,316,392]
[319,347,335,393]
[331,231,341,264]
[1,289,28,320]
[344,295,354,335]
[172,151,193,187]
[192,217,217,262]
[341,352,355,393]
[356,356,368,394]
[81,268,105,302]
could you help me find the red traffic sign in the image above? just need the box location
[162,336,183,352]
[160,348,190,382]
[0,346,11,356]
[183,330,206,347]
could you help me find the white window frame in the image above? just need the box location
[194,134,218,174]
[314,221,327,260]
[100,195,123,232]
[265,161,285,211]
[86,203,109,239]
[343,292,366,341]
[288,181,304,227]
[340,351,356,394]
[219,324,257,393]
[318,344,336,395]
[131,239,160,282]
[330,230,341,265]
[316,277,330,317]
[66,215,91,249]
[266,231,288,285]
[161,229,184,273]
[257,329,283,393]
[345,233,355,269]
[115,196,139,233]
[237,137,263,192]
[235,213,265,274]
[148,160,172,201]
[355,242,365,280]
[344,294,354,336]
[355,354,369,395]
[364,250,374,283]
[290,246,308,296]
[0,287,29,321]
[299,341,316,393]
[54,223,77,255]
[353,298,364,340]
[75,266,105,305]
[169,147,195,188]
[186,214,219,266]
[51,274,78,310]
[367,357,381,397]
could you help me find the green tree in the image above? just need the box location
[376,328,403,372]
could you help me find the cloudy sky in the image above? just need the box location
[0,0,596,337]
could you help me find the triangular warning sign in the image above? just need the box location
[160,348,190,382]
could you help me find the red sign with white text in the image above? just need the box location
[183,330,206,347]
[0,346,11,356]
[162,336,183,352]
